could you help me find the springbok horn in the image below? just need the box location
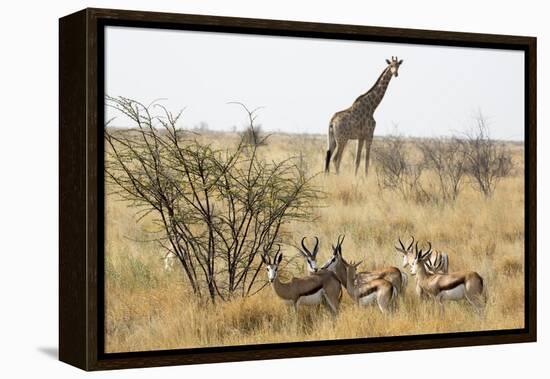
[338,234,346,246]
[275,244,282,260]
[407,236,415,251]
[340,234,346,245]
[422,241,433,260]
[312,236,320,258]
[301,237,310,256]
[396,237,407,254]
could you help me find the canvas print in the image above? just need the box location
[103,26,525,353]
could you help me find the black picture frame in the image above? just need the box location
[59,7,537,371]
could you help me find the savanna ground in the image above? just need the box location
[105,132,524,353]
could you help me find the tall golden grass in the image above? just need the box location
[105,132,524,353]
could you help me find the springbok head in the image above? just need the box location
[410,241,433,276]
[261,245,283,283]
[297,236,320,273]
[345,259,364,279]
[395,236,415,269]
[385,56,404,77]
[320,234,346,271]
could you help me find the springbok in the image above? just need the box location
[321,235,408,294]
[395,236,449,274]
[261,246,342,314]
[296,236,320,274]
[345,260,396,313]
[409,241,486,314]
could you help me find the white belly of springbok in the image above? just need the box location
[439,284,465,301]
[297,289,325,306]
[358,292,377,306]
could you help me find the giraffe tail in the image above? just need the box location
[325,150,332,173]
[325,125,335,173]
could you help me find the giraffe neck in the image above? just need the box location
[357,67,393,113]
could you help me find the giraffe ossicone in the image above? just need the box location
[325,56,403,176]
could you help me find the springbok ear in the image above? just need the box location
[276,252,283,265]
[398,59,403,65]
[386,59,391,65]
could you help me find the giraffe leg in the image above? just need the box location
[354,138,364,176]
[325,128,337,173]
[333,139,348,174]
[364,120,376,176]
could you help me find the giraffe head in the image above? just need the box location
[385,56,403,77]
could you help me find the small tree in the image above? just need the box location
[419,137,467,201]
[461,114,513,197]
[373,132,427,201]
[105,96,320,303]
[229,102,266,146]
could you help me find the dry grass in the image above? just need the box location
[105,132,524,353]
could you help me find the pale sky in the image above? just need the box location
[105,26,525,141]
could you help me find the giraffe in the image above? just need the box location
[325,56,403,175]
